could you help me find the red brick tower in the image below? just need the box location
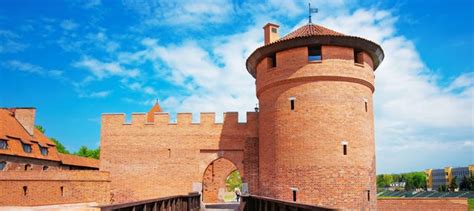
[246,23,384,209]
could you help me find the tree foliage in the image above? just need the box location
[74,146,100,159]
[377,172,427,190]
[449,176,458,191]
[226,170,242,192]
[50,137,70,154]
[35,125,45,133]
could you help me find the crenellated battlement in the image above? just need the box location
[102,111,259,127]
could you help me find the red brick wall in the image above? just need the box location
[0,170,110,206]
[100,112,259,204]
[378,198,468,210]
[256,45,376,209]
[202,158,237,203]
[1,155,62,171]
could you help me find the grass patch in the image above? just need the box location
[468,198,474,210]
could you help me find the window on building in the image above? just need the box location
[308,46,322,62]
[343,145,347,155]
[354,48,363,64]
[168,148,171,158]
[0,161,6,171]
[24,164,31,171]
[365,101,368,112]
[23,186,28,196]
[268,53,277,68]
[289,97,295,111]
[0,140,7,149]
[43,166,49,171]
[39,145,48,156]
[60,186,64,196]
[367,190,370,201]
[22,143,32,153]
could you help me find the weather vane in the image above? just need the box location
[308,2,318,23]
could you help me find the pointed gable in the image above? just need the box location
[147,101,163,123]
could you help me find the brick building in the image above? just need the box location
[0,108,110,206]
[101,22,384,210]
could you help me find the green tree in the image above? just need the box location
[50,138,70,154]
[74,146,100,159]
[226,170,242,192]
[377,174,394,188]
[459,176,469,191]
[449,176,458,192]
[35,125,45,133]
[438,184,448,192]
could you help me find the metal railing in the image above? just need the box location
[239,194,337,211]
[99,192,201,211]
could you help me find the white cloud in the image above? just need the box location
[122,0,233,26]
[79,90,112,98]
[0,30,28,53]
[60,19,79,31]
[2,60,64,78]
[74,57,139,79]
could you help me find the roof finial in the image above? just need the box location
[308,2,318,24]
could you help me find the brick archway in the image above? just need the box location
[202,157,239,203]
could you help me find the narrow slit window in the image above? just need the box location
[354,49,363,64]
[268,53,276,68]
[168,148,171,158]
[308,46,322,62]
[23,186,28,196]
[343,145,347,155]
[290,100,295,110]
[365,102,368,112]
[61,186,64,196]
[367,190,370,201]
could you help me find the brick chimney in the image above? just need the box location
[263,23,280,45]
[12,108,36,136]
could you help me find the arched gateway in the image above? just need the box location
[202,157,241,203]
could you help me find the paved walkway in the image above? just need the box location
[204,202,240,211]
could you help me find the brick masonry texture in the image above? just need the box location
[256,45,376,209]
[0,170,110,206]
[377,198,468,210]
[100,112,259,204]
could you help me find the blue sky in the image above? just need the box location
[0,0,472,174]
